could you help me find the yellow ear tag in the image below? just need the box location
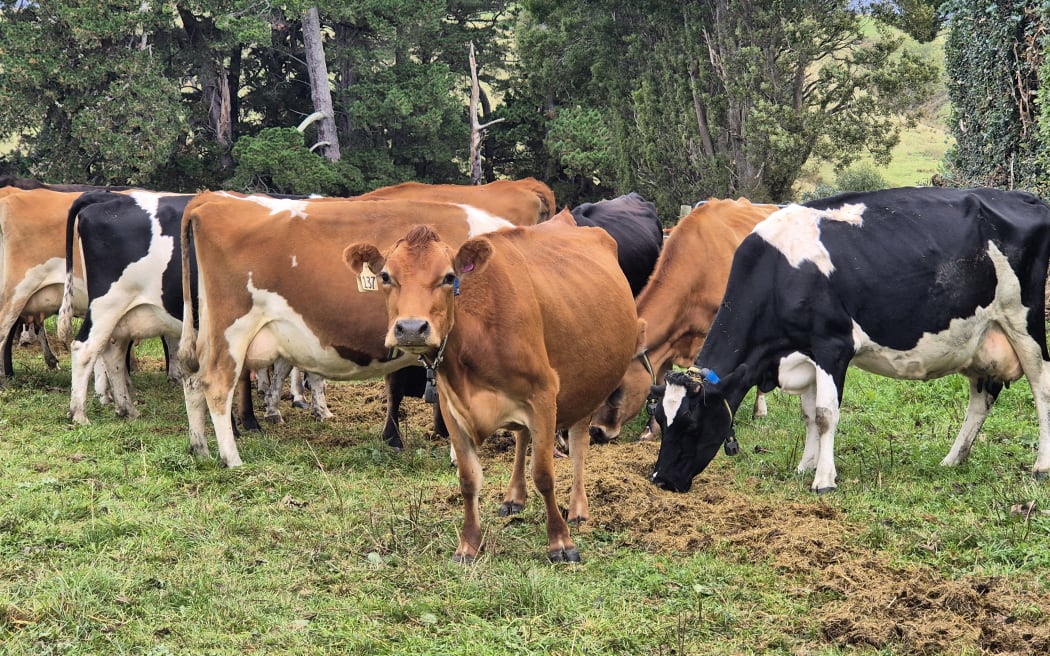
[357,262,378,292]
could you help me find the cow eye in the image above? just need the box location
[379,271,392,286]
[441,273,457,286]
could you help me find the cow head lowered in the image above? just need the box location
[649,367,736,493]
[344,225,491,355]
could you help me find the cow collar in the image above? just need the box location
[685,366,739,456]
[418,336,450,404]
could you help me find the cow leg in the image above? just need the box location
[39,325,58,369]
[67,317,100,424]
[808,368,842,494]
[93,358,112,405]
[236,367,261,433]
[255,366,271,397]
[446,416,484,563]
[797,385,820,472]
[290,367,309,409]
[182,372,212,459]
[304,372,333,421]
[161,335,182,383]
[941,378,1000,466]
[100,338,139,420]
[752,390,768,418]
[263,358,293,424]
[499,430,528,516]
[528,392,579,563]
[383,371,409,449]
[565,419,591,524]
[2,318,20,381]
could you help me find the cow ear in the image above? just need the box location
[550,208,577,226]
[649,383,666,399]
[635,318,649,356]
[343,243,384,274]
[454,237,493,276]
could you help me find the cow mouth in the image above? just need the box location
[650,470,692,493]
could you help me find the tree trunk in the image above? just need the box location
[302,7,341,162]
[468,42,504,184]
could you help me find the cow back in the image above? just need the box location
[570,192,663,296]
[356,178,555,226]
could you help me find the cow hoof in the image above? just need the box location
[264,414,284,425]
[814,486,836,495]
[292,400,309,410]
[567,515,588,526]
[498,501,525,517]
[548,547,581,563]
[452,552,476,565]
[313,410,334,422]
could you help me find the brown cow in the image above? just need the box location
[177,191,519,467]
[345,212,641,563]
[0,187,89,381]
[589,198,780,442]
[355,178,555,226]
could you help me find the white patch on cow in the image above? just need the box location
[777,352,818,393]
[291,255,298,268]
[217,191,309,219]
[850,243,1033,383]
[457,204,515,236]
[130,191,163,218]
[224,274,415,378]
[754,203,865,276]
[662,383,688,427]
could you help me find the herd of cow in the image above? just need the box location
[3,176,1050,563]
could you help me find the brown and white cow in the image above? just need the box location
[355,177,555,226]
[345,213,641,563]
[589,198,780,443]
[176,191,519,467]
[0,187,90,381]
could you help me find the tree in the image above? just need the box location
[496,0,938,214]
[942,0,1047,192]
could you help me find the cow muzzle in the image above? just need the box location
[392,318,433,350]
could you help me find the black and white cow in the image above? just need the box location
[58,191,196,424]
[570,192,663,296]
[648,187,1050,493]
[57,190,312,427]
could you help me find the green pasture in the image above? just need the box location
[0,331,1047,655]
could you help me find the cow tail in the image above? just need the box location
[57,193,96,343]
[177,201,200,374]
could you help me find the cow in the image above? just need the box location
[570,192,663,296]
[0,187,91,382]
[589,198,781,443]
[647,187,1050,494]
[176,192,519,468]
[356,177,555,226]
[16,316,59,369]
[344,213,641,562]
[259,178,556,441]
[56,190,305,428]
[57,191,198,424]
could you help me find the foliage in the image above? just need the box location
[0,1,513,191]
[226,127,353,195]
[499,0,939,217]
[802,162,891,200]
[867,0,948,42]
[941,0,1048,192]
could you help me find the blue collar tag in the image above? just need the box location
[703,369,720,384]
[453,278,460,296]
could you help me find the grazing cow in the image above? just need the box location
[648,187,1050,494]
[177,192,518,467]
[589,198,780,443]
[345,214,641,562]
[356,177,555,226]
[0,187,90,382]
[570,192,663,296]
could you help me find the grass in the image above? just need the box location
[0,330,1048,655]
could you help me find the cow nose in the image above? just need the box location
[589,425,611,444]
[394,318,430,346]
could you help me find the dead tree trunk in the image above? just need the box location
[303,6,341,162]
[468,42,504,184]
